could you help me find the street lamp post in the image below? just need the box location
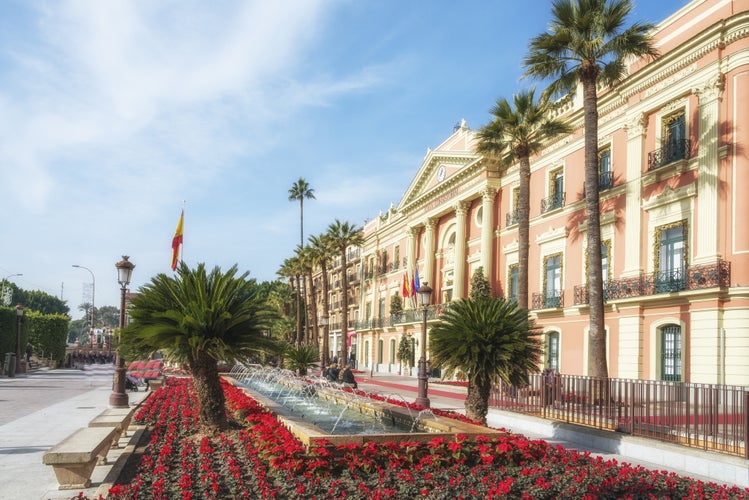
[109,256,135,408]
[72,264,96,346]
[415,282,432,408]
[14,304,23,377]
[320,315,329,368]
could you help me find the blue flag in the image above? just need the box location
[414,267,421,292]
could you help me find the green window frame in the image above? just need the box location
[661,325,682,382]
[547,331,560,372]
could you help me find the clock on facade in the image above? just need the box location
[437,164,446,182]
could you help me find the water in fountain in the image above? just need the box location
[410,409,439,433]
[234,364,419,435]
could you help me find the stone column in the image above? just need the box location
[622,114,646,277]
[453,201,469,300]
[423,218,436,285]
[480,188,496,280]
[693,74,724,264]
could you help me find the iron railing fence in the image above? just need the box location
[541,192,565,213]
[573,260,730,305]
[490,373,747,458]
[647,138,691,170]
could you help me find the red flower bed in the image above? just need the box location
[97,377,748,499]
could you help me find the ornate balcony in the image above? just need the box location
[573,260,731,304]
[541,192,565,214]
[647,139,691,171]
[532,290,563,310]
[599,171,614,191]
[506,209,519,227]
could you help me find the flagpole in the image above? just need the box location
[180,200,185,266]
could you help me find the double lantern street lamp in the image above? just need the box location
[415,282,433,409]
[109,256,135,408]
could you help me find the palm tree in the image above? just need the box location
[288,178,316,249]
[326,219,364,365]
[309,232,336,366]
[477,89,571,311]
[296,244,318,346]
[284,343,320,376]
[524,0,656,378]
[121,262,277,434]
[429,297,542,424]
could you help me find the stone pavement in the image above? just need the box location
[0,365,147,500]
[0,366,745,500]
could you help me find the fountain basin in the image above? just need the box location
[224,375,502,446]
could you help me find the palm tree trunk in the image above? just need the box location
[294,274,302,346]
[321,263,331,367]
[339,249,349,364]
[518,155,532,311]
[582,76,608,379]
[465,378,491,425]
[306,269,319,348]
[189,351,227,433]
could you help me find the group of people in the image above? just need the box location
[67,350,116,369]
[322,362,357,389]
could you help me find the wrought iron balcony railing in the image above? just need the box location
[573,260,731,304]
[647,139,691,171]
[532,290,563,309]
[541,192,565,214]
[599,171,614,190]
[506,209,519,227]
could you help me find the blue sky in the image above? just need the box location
[0,0,687,317]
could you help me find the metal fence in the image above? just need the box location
[490,373,747,458]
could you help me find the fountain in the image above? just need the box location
[226,364,502,446]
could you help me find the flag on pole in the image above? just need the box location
[171,210,184,271]
[402,273,410,297]
[414,267,421,293]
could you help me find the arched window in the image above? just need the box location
[660,324,682,382]
[389,338,396,364]
[377,339,383,364]
[546,331,560,372]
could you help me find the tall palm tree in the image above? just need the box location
[477,89,571,311]
[309,232,336,366]
[121,262,277,434]
[327,219,364,365]
[429,297,542,424]
[288,178,316,249]
[276,259,297,344]
[524,0,656,379]
[296,244,318,347]
[283,255,305,346]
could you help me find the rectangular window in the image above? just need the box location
[377,339,383,364]
[378,298,385,321]
[661,325,682,382]
[655,222,686,293]
[507,264,519,301]
[598,148,612,190]
[601,241,610,282]
[393,246,400,271]
[542,169,565,213]
[389,338,396,364]
[544,254,562,308]
[507,187,520,226]
[547,332,560,372]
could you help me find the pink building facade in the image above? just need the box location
[350,0,749,385]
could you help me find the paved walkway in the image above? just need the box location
[0,365,147,500]
[0,367,745,500]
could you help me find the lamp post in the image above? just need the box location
[320,315,329,367]
[415,282,432,408]
[72,264,96,346]
[109,256,135,407]
[13,304,23,377]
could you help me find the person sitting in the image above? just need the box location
[326,364,340,383]
[341,364,357,389]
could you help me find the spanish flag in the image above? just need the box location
[171,210,184,271]
[402,273,411,298]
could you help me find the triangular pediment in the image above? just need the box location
[397,121,481,212]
